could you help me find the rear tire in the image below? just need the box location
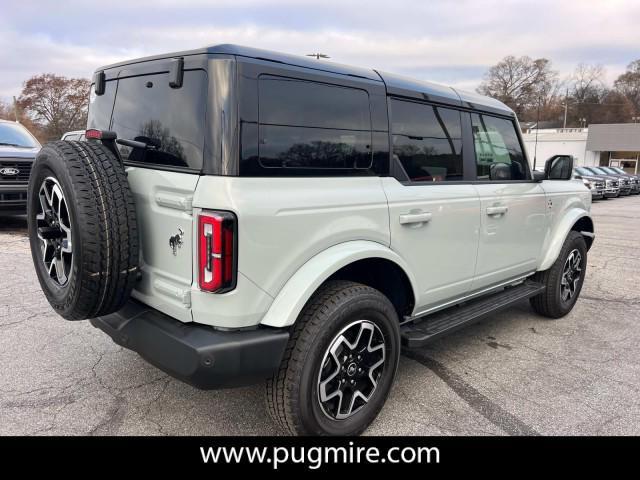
[265,280,400,435]
[530,231,587,319]
[28,141,139,320]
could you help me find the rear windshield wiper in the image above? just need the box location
[116,138,157,150]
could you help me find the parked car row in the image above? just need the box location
[574,166,640,200]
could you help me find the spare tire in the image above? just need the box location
[27,140,139,320]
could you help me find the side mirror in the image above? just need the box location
[532,170,546,182]
[545,155,574,180]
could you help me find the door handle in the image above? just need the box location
[399,212,432,225]
[486,205,508,216]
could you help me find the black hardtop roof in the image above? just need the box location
[96,43,513,115]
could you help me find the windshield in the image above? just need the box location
[576,167,592,176]
[588,167,607,175]
[612,167,627,175]
[0,122,40,148]
[601,167,618,174]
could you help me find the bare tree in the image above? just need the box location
[477,55,560,116]
[17,74,91,140]
[565,63,607,126]
[0,99,15,121]
[571,64,605,102]
[614,59,640,116]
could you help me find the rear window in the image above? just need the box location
[110,70,207,170]
[257,76,372,170]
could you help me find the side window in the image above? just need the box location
[471,113,528,181]
[257,76,372,170]
[390,99,463,182]
[110,70,207,170]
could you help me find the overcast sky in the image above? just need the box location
[1,0,638,100]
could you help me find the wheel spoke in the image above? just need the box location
[36,177,73,287]
[56,258,68,285]
[560,248,583,304]
[317,319,386,421]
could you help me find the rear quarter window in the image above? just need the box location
[251,76,373,173]
[110,70,207,170]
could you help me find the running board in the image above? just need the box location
[401,281,545,348]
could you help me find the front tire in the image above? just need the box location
[530,231,587,318]
[265,280,400,435]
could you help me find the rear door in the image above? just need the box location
[469,113,547,290]
[382,99,480,312]
[106,69,208,322]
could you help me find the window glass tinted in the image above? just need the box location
[110,70,207,170]
[257,76,372,170]
[390,99,463,182]
[0,122,39,148]
[259,126,371,169]
[471,113,528,181]
[259,76,370,130]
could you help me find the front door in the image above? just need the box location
[469,113,547,290]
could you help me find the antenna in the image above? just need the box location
[306,53,330,60]
[533,97,541,170]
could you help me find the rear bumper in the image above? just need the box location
[90,300,290,389]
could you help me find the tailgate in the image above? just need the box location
[126,167,198,322]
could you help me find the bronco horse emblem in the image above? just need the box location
[169,227,184,256]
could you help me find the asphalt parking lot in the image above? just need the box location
[1,196,639,436]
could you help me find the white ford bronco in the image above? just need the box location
[27,44,594,436]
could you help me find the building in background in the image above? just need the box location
[522,123,640,174]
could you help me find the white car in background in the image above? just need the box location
[61,130,86,141]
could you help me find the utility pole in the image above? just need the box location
[12,96,19,122]
[563,88,568,129]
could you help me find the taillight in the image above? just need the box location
[85,129,103,139]
[198,211,237,293]
[85,129,117,141]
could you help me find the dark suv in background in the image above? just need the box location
[598,166,640,194]
[0,120,40,215]
[574,166,618,199]
[585,166,632,195]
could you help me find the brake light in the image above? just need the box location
[85,129,102,139]
[198,211,237,293]
[85,129,117,141]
